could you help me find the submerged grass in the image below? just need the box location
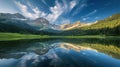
[63,38,120,59]
[82,43,120,59]
[0,32,120,59]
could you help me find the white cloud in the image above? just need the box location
[15,1,46,19]
[41,0,49,7]
[82,17,90,21]
[83,18,87,21]
[15,1,35,19]
[32,7,46,17]
[72,4,87,16]
[95,17,99,19]
[15,1,78,24]
[46,1,64,23]
[82,10,97,18]
[62,0,68,13]
[60,19,71,25]
[15,1,64,23]
[70,0,77,10]
[71,0,88,16]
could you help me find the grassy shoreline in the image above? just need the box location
[0,32,120,41]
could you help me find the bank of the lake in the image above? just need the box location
[0,32,120,41]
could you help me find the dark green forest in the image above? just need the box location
[61,13,120,36]
[0,18,55,35]
[0,13,120,36]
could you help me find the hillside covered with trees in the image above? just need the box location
[61,13,120,36]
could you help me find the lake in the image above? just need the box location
[0,38,120,67]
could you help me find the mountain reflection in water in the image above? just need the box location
[0,39,120,67]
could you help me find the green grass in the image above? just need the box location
[0,32,120,41]
[0,32,120,59]
[0,32,51,41]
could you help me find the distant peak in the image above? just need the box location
[13,13,26,19]
[73,21,81,24]
[0,13,26,19]
[14,13,22,16]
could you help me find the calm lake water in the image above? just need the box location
[0,38,120,67]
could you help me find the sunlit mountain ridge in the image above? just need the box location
[0,13,120,36]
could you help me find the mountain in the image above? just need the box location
[0,22,37,34]
[0,14,39,34]
[0,13,26,19]
[0,13,60,35]
[1,13,119,36]
[28,18,51,30]
[60,21,93,30]
[61,13,120,36]
[28,17,60,33]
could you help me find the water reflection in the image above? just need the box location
[0,38,120,67]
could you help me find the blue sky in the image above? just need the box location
[0,0,120,24]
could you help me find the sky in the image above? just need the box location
[0,0,120,25]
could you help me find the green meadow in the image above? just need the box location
[0,32,120,41]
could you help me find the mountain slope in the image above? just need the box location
[60,21,81,30]
[0,18,40,34]
[0,13,56,35]
[61,13,120,36]
[28,17,60,33]
[0,13,25,19]
[60,21,93,30]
